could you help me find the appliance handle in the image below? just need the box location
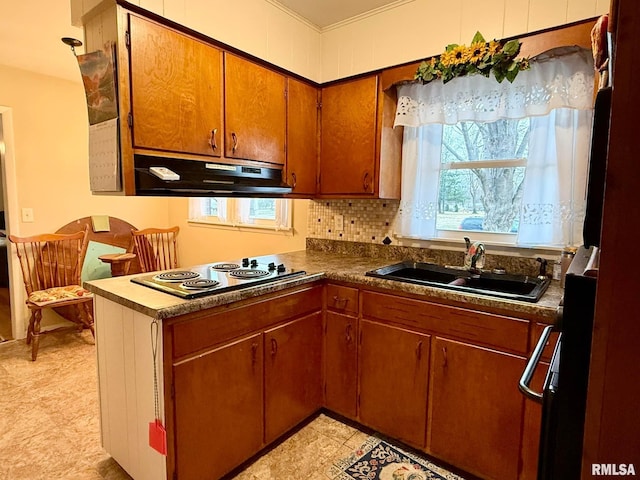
[519,324,554,404]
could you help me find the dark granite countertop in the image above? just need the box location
[85,250,562,322]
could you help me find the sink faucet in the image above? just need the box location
[470,243,485,273]
[464,237,485,272]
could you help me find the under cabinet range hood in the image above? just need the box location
[134,155,292,197]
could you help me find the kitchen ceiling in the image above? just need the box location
[273,0,405,28]
[0,0,402,83]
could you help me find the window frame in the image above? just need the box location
[188,197,293,232]
[431,119,530,244]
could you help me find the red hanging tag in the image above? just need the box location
[149,419,167,455]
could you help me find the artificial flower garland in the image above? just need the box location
[415,31,530,84]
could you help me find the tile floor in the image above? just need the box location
[0,330,464,480]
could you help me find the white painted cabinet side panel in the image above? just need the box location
[95,297,166,480]
[122,309,140,477]
[98,298,131,472]
[133,311,167,480]
[95,296,111,453]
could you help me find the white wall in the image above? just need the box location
[320,0,609,81]
[0,64,170,337]
[166,198,308,266]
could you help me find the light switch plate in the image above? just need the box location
[334,214,344,231]
[21,207,34,223]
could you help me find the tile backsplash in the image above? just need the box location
[307,199,400,243]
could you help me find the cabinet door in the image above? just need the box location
[286,78,318,195]
[428,337,526,480]
[264,312,323,443]
[320,76,378,195]
[359,319,430,448]
[324,311,357,418]
[224,53,286,165]
[173,334,263,480]
[129,15,222,157]
[519,363,547,480]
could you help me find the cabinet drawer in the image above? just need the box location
[362,291,528,354]
[529,322,559,362]
[326,284,359,315]
[172,285,322,359]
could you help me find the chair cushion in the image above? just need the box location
[28,285,93,307]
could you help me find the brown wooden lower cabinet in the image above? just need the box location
[324,311,358,418]
[173,333,264,480]
[264,312,323,443]
[359,319,430,448]
[427,337,527,480]
[519,363,548,480]
[166,283,544,480]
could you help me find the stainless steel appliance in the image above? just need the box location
[520,246,598,479]
[131,258,305,299]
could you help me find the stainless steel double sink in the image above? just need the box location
[365,261,550,302]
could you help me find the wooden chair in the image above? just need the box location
[131,226,180,273]
[9,229,94,361]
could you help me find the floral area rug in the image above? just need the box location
[327,436,465,480]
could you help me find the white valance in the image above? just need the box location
[394,47,595,126]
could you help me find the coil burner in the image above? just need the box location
[211,263,240,272]
[181,279,220,290]
[228,269,270,279]
[154,271,200,282]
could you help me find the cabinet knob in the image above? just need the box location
[442,346,448,368]
[251,342,258,367]
[270,338,278,357]
[363,171,370,192]
[291,172,297,189]
[209,128,218,151]
[231,132,238,152]
[416,340,423,361]
[345,324,352,344]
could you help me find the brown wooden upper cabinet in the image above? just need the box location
[224,54,286,165]
[286,78,319,195]
[128,14,223,157]
[319,75,402,198]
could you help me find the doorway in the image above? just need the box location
[0,108,23,342]
[0,117,11,341]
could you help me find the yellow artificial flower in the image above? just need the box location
[468,42,487,63]
[441,45,469,67]
[487,40,501,55]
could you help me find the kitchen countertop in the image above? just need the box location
[84,249,562,322]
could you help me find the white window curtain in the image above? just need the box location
[397,125,442,239]
[394,47,595,247]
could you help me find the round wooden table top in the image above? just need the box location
[97,252,137,263]
[56,216,141,274]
